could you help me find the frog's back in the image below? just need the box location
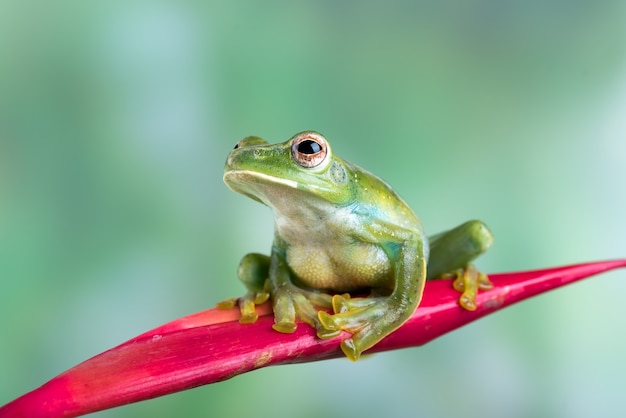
[347,161,423,234]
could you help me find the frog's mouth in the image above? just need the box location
[223,170,298,190]
[224,169,334,207]
[223,170,301,206]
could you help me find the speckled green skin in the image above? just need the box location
[222,131,492,360]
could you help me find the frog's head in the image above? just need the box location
[224,131,353,209]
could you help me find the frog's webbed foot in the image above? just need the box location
[240,283,272,323]
[318,296,404,361]
[218,252,339,334]
[272,282,338,337]
[215,283,270,323]
[329,292,380,313]
[443,264,493,311]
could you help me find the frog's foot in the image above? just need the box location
[272,283,339,338]
[330,293,377,314]
[239,287,272,323]
[215,284,271,324]
[318,297,404,361]
[445,264,493,311]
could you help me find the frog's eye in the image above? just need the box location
[291,132,328,168]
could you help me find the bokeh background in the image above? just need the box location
[2,1,626,417]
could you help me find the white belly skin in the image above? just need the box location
[286,242,392,292]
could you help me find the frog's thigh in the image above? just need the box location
[238,253,270,291]
[426,220,493,280]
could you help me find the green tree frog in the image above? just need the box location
[220,131,493,361]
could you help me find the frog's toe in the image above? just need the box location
[340,324,378,361]
[272,288,297,328]
[318,310,340,331]
[478,272,494,290]
[239,311,258,324]
[458,294,477,311]
[318,301,384,334]
[238,294,262,323]
[340,338,360,361]
[331,294,377,314]
[215,297,237,310]
[216,294,264,324]
[272,321,297,333]
[253,291,270,304]
[317,324,341,339]
[331,294,351,313]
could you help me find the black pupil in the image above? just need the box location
[298,140,321,154]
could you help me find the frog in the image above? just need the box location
[219,131,493,361]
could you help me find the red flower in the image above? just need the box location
[1,260,625,418]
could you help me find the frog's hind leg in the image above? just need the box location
[427,220,494,311]
[216,253,272,323]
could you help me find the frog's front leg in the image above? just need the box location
[218,250,336,332]
[318,227,427,361]
[269,245,338,337]
[426,220,494,310]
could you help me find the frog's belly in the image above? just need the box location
[286,244,392,292]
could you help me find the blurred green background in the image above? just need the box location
[1,1,625,417]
